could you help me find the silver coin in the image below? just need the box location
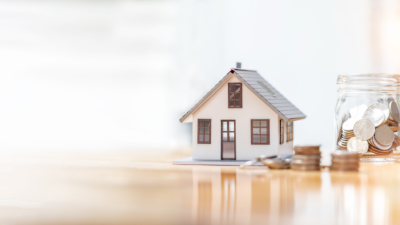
[375,124,394,146]
[343,118,357,131]
[390,101,400,122]
[350,104,368,120]
[353,119,375,141]
[364,103,390,124]
[362,107,386,127]
[347,137,369,154]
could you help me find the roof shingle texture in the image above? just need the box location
[234,69,306,120]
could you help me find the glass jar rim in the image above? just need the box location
[337,73,400,85]
[337,73,400,92]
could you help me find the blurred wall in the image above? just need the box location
[0,0,399,151]
[0,0,179,151]
[177,0,400,151]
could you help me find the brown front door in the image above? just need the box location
[221,120,236,160]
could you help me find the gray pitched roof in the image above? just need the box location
[179,69,306,123]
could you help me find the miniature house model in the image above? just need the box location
[179,68,306,161]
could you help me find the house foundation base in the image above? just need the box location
[172,157,263,166]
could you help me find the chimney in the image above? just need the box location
[236,62,241,69]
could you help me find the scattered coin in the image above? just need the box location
[353,119,375,141]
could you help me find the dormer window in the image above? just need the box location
[228,83,242,108]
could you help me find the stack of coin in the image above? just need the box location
[337,100,400,155]
[337,119,356,150]
[331,150,359,171]
[291,145,320,171]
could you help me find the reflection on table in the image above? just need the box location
[191,165,394,225]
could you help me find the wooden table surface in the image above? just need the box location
[1,149,400,225]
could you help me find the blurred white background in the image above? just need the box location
[0,0,399,152]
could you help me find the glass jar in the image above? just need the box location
[335,73,400,156]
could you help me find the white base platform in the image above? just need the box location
[172,157,263,166]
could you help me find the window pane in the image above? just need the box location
[205,128,209,134]
[199,134,204,142]
[253,135,260,143]
[235,100,240,106]
[229,84,234,92]
[223,122,227,131]
[205,135,209,142]
[229,122,234,131]
[235,85,241,92]
[200,128,204,134]
[230,93,235,99]
[200,121,204,127]
[235,93,240,100]
[223,133,228,141]
[253,120,260,127]
[253,128,260,134]
[229,132,234,141]
[204,121,210,127]
[229,100,234,107]
[261,121,267,127]
[261,128,267,134]
[261,135,267,143]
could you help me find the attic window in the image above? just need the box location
[257,81,276,97]
[228,83,242,108]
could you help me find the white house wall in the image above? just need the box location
[278,118,294,155]
[192,75,293,160]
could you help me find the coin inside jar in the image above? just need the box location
[349,104,367,119]
[337,112,351,143]
[371,135,392,150]
[363,103,389,124]
[353,119,375,141]
[362,107,386,126]
[347,137,369,154]
[342,118,357,131]
[375,124,395,146]
[390,101,400,122]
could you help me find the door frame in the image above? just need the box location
[221,120,236,160]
